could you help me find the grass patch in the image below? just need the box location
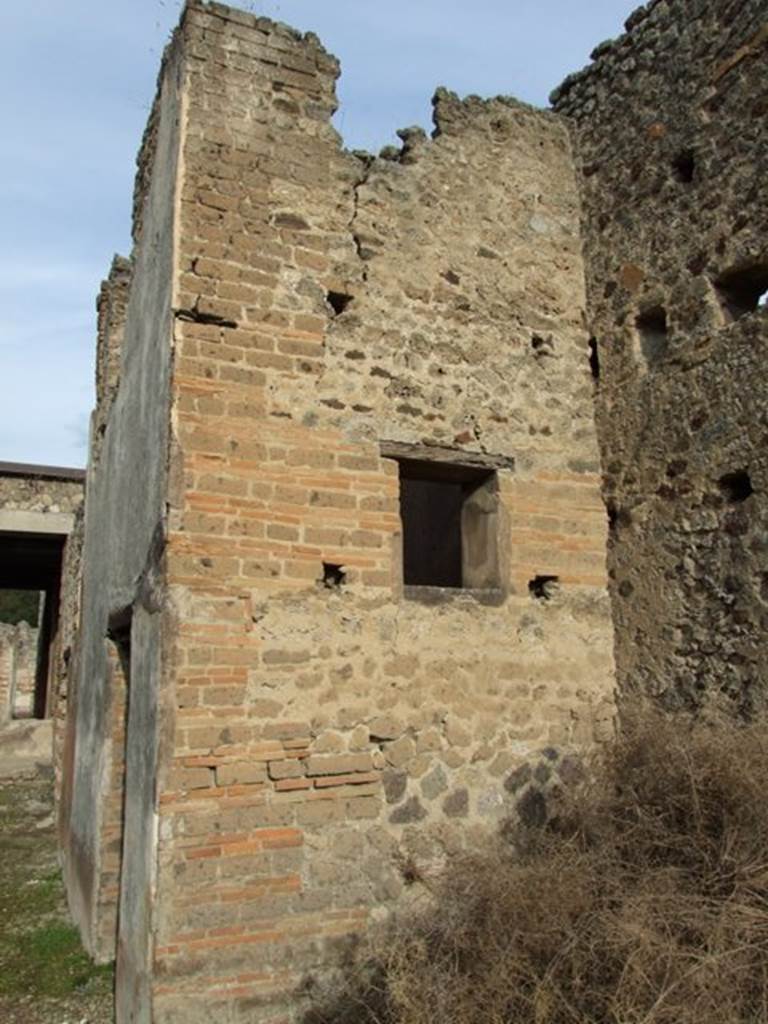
[1,922,113,998]
[0,776,113,1004]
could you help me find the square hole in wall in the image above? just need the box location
[394,458,501,591]
[715,264,768,323]
[634,305,669,371]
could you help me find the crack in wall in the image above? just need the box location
[349,154,375,277]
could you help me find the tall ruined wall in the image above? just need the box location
[94,257,134,450]
[56,256,132,814]
[59,24,182,991]
[553,0,768,714]
[144,4,615,1021]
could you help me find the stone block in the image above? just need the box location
[305,753,374,777]
[215,762,267,787]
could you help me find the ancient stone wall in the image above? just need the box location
[55,244,132,904]
[0,622,40,723]
[553,0,768,715]
[56,253,131,848]
[0,467,84,733]
[138,4,616,1021]
[0,629,10,725]
[53,505,83,803]
[0,472,82,517]
[94,256,134,456]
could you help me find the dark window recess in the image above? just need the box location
[398,460,500,589]
[588,338,600,381]
[635,306,668,367]
[528,575,559,600]
[327,291,353,316]
[715,265,768,322]
[718,470,753,504]
[672,149,695,183]
[321,562,346,588]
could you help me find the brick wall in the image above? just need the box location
[143,4,616,1020]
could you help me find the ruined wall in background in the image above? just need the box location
[0,622,39,723]
[148,4,615,1021]
[0,474,83,517]
[0,468,84,739]
[0,629,10,725]
[53,505,83,802]
[94,257,133,456]
[553,0,768,715]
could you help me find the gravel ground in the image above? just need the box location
[0,770,114,1024]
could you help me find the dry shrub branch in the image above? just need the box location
[309,712,768,1024]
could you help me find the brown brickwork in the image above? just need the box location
[56,3,617,1021]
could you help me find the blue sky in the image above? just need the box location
[0,0,637,468]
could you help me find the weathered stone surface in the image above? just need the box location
[443,788,469,818]
[382,769,408,805]
[504,762,532,793]
[384,736,416,770]
[554,0,768,718]
[369,715,404,741]
[0,622,39,724]
[420,765,448,800]
[389,796,428,825]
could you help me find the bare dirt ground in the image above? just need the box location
[0,769,114,1023]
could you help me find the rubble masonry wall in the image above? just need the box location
[553,0,768,714]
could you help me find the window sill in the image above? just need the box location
[403,585,506,607]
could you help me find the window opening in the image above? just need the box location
[396,459,500,590]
